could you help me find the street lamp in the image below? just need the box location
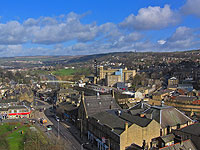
[57,120,60,140]
[77,118,83,139]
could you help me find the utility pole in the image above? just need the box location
[77,118,83,139]
[58,120,60,139]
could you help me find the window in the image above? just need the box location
[177,124,180,129]
[160,129,162,136]
[167,126,170,134]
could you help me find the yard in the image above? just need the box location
[0,122,28,150]
[0,122,60,150]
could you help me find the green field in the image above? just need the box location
[0,122,28,150]
[52,68,92,76]
[52,68,77,76]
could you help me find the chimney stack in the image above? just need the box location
[117,110,122,116]
[125,122,128,131]
[161,99,165,107]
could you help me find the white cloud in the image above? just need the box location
[120,5,179,30]
[181,0,200,17]
[160,26,200,50]
[0,21,27,45]
[0,12,101,45]
[0,44,23,57]
[157,40,166,45]
[0,10,199,56]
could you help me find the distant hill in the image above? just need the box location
[0,49,199,69]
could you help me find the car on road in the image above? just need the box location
[55,116,60,122]
[46,125,52,131]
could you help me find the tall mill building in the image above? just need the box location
[98,66,136,86]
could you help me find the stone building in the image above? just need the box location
[56,88,78,105]
[128,101,193,136]
[172,123,200,150]
[87,110,160,150]
[77,92,121,135]
[168,77,178,86]
[99,66,136,86]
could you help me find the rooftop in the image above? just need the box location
[160,139,197,150]
[144,105,193,128]
[0,99,18,104]
[91,110,153,135]
[84,94,121,116]
[91,111,130,135]
[178,122,200,136]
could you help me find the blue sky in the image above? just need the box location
[0,0,200,57]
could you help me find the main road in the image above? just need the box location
[44,108,84,150]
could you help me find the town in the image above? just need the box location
[0,50,200,150]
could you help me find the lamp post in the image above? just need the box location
[57,119,60,140]
[77,118,83,139]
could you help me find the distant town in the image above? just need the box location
[0,50,200,150]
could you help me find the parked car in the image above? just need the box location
[46,125,52,131]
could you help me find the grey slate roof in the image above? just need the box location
[60,102,78,112]
[128,101,151,115]
[118,111,152,127]
[144,105,193,128]
[91,110,153,135]
[172,96,197,101]
[160,139,197,150]
[8,105,27,109]
[0,108,8,111]
[91,111,131,135]
[0,99,18,103]
[178,123,200,136]
[160,134,175,143]
[84,95,121,116]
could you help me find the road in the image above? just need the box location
[33,97,84,150]
[44,108,83,150]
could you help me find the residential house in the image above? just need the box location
[159,139,197,150]
[56,88,78,105]
[0,99,18,108]
[152,134,175,148]
[172,122,200,150]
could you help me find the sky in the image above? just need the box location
[0,0,200,57]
